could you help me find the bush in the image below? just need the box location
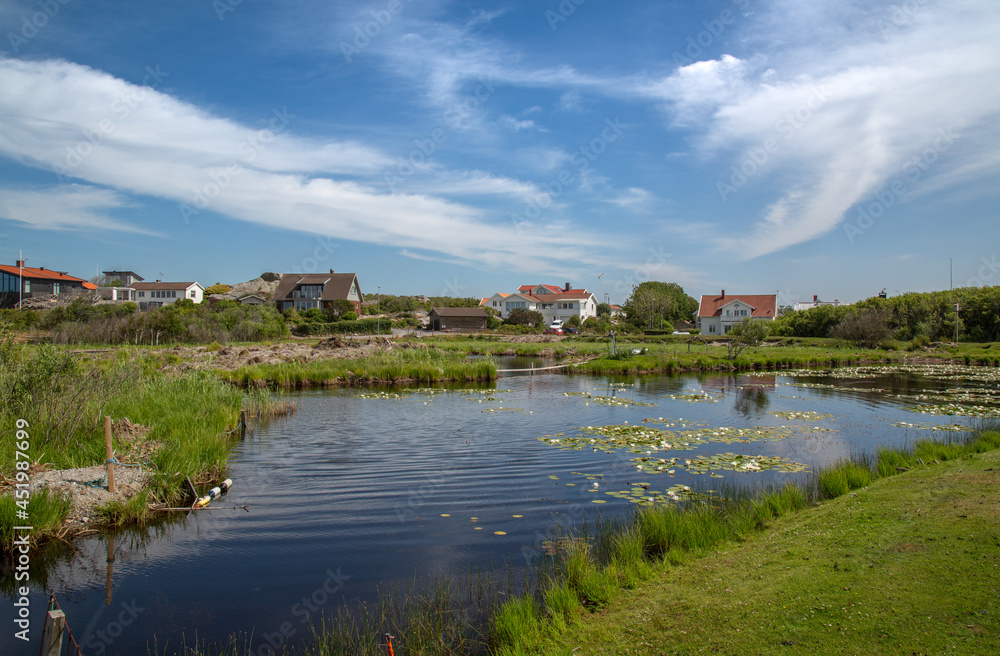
[830,308,891,349]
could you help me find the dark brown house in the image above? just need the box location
[273,270,364,313]
[429,307,488,332]
[0,260,93,308]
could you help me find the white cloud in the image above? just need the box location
[0,185,160,235]
[0,57,611,274]
[662,0,1000,258]
[499,115,538,132]
[606,187,654,209]
[350,1,1000,260]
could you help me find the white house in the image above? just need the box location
[793,295,842,312]
[129,281,204,310]
[696,290,777,335]
[97,286,138,302]
[485,283,598,325]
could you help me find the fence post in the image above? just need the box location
[41,610,65,656]
[104,416,116,493]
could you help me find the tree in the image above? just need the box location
[726,317,771,360]
[622,282,698,330]
[504,308,544,327]
[596,302,613,318]
[829,308,891,349]
[323,299,357,320]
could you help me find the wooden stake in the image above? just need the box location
[41,609,65,656]
[104,416,115,493]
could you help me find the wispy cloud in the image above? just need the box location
[0,56,611,274]
[0,185,161,235]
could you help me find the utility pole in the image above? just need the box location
[950,258,953,290]
[18,250,24,310]
[377,285,381,335]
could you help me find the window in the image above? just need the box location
[505,301,526,311]
[53,283,60,294]
[190,290,196,298]
[138,291,145,298]
[709,324,716,333]
[296,284,323,299]
[24,280,30,293]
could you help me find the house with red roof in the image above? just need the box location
[485,283,598,325]
[0,259,94,308]
[696,290,777,335]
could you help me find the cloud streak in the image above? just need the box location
[0,56,608,275]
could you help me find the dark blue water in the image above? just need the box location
[2,368,983,655]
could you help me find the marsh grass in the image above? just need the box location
[0,337,291,547]
[222,350,497,388]
[0,487,71,545]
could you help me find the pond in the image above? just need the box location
[4,363,997,655]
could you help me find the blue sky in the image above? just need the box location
[0,0,997,305]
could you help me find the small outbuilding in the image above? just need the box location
[429,307,488,332]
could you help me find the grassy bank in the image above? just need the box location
[426,335,902,374]
[491,428,1000,655]
[0,340,290,548]
[221,349,497,388]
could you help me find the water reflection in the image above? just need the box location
[734,384,772,417]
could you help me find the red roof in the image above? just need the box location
[0,264,87,283]
[531,292,595,302]
[698,293,776,318]
[518,284,570,294]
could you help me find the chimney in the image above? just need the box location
[15,259,24,268]
[721,289,725,298]
[813,295,818,302]
[156,279,161,283]
[564,282,571,292]
[330,269,335,274]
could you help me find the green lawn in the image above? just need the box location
[549,450,1000,656]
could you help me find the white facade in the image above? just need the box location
[130,282,204,310]
[488,290,598,325]
[699,299,772,335]
[97,286,137,302]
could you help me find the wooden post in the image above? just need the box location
[104,416,115,493]
[41,609,65,656]
[239,410,247,437]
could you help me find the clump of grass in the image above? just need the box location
[95,489,152,527]
[0,487,71,546]
[491,595,542,653]
[816,461,874,498]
